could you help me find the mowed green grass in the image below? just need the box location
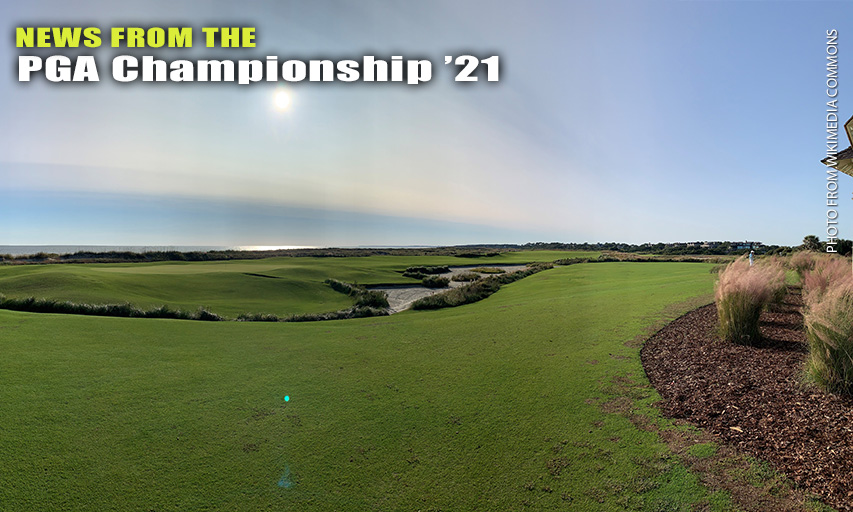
[0,251,596,318]
[0,262,727,511]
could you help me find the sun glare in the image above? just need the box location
[274,90,291,111]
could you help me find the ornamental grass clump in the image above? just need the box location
[803,256,851,308]
[715,257,784,345]
[804,274,853,395]
[756,257,788,308]
[790,250,817,278]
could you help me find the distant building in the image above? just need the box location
[734,241,762,250]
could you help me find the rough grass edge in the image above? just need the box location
[0,295,223,321]
[0,279,390,323]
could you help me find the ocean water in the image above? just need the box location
[0,245,315,257]
[0,245,227,256]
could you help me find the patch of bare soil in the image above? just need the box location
[642,290,853,511]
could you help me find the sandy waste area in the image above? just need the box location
[370,265,528,313]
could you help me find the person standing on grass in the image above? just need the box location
[749,250,754,266]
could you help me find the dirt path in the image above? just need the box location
[371,265,528,313]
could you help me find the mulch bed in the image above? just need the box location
[641,291,853,511]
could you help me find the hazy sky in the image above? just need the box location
[0,1,848,246]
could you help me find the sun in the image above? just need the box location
[273,90,291,111]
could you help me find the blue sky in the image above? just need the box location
[0,0,847,247]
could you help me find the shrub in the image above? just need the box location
[714,257,783,345]
[325,278,357,295]
[456,251,500,258]
[194,307,223,321]
[422,276,450,288]
[141,305,186,319]
[451,272,480,282]
[553,257,593,266]
[405,265,450,275]
[402,271,427,279]
[324,278,389,309]
[412,263,552,310]
[469,267,505,274]
[804,275,853,395]
[284,306,388,322]
[412,278,501,309]
[237,312,281,322]
[355,290,389,309]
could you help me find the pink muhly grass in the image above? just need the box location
[715,257,784,345]
[803,256,852,308]
[755,257,788,307]
[805,275,853,395]
[790,251,817,277]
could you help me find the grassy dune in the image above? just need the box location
[0,251,595,318]
[0,261,728,510]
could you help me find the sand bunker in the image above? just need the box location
[371,265,528,313]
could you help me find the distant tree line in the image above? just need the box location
[2,237,849,265]
[521,237,853,257]
[800,235,853,255]
[0,248,502,264]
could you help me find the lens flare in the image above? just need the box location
[274,90,291,111]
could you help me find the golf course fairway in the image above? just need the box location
[0,261,732,511]
[0,251,592,318]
